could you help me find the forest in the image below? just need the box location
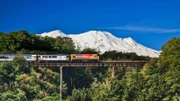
[0,30,179,101]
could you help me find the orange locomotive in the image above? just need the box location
[71,54,99,61]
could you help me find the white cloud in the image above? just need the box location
[106,26,180,33]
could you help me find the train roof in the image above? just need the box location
[0,54,70,55]
[0,54,33,55]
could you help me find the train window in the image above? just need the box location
[11,56,14,59]
[52,56,56,58]
[0,56,8,59]
[26,55,31,59]
[42,56,48,58]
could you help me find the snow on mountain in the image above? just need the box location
[36,30,67,38]
[37,30,160,57]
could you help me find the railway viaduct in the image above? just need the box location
[30,60,148,101]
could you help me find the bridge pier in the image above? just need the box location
[112,66,115,78]
[60,66,63,101]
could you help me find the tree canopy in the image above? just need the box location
[0,31,75,54]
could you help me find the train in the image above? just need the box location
[0,54,99,62]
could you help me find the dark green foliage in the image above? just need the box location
[80,48,98,54]
[41,95,59,101]
[63,67,109,96]
[159,37,180,100]
[13,55,29,73]
[53,36,76,53]
[63,67,94,96]
[0,30,32,53]
[0,31,75,54]
[0,56,67,101]
[100,50,150,60]
[0,32,4,35]
[0,89,28,101]
[67,88,92,101]
[16,67,67,100]
[0,62,17,87]
[160,37,180,68]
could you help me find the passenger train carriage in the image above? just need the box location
[32,54,70,61]
[0,54,99,62]
[0,54,33,61]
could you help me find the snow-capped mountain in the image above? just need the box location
[37,30,160,57]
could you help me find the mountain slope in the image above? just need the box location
[37,30,160,57]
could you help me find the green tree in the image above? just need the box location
[41,95,59,101]
[0,89,28,101]
[67,88,92,101]
[0,62,18,89]
[7,31,32,51]
[81,48,98,54]
[160,37,180,68]
[159,37,180,100]
[0,32,4,35]
[13,55,29,73]
[16,67,67,100]
[54,36,64,51]
[61,37,75,53]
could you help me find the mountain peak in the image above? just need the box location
[123,37,138,46]
[50,30,63,34]
[79,30,115,40]
[37,30,66,38]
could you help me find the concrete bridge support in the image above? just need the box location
[60,66,63,101]
[112,66,115,78]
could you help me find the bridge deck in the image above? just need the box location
[31,61,148,67]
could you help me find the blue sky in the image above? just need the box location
[1,0,180,50]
